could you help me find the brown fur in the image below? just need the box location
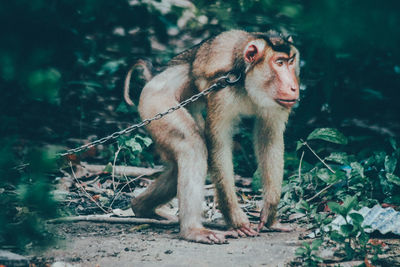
[126,30,300,244]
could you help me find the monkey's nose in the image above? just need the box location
[290,85,299,92]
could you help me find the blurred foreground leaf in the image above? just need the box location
[307,128,348,145]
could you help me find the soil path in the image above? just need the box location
[35,222,301,267]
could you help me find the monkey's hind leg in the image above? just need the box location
[139,107,237,244]
[131,162,178,221]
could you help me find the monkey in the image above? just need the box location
[124,29,300,244]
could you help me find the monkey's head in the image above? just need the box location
[243,31,300,111]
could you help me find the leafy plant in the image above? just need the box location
[327,196,369,260]
[287,128,395,264]
[295,239,323,266]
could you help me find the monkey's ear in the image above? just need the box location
[287,36,294,43]
[244,40,266,63]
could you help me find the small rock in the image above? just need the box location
[164,250,173,254]
[0,250,29,267]
[51,261,79,267]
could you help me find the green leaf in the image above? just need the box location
[302,241,311,249]
[330,231,345,242]
[296,199,310,212]
[349,212,364,226]
[342,196,358,215]
[374,151,386,165]
[103,162,113,173]
[389,138,397,151]
[325,152,349,165]
[316,168,335,184]
[317,168,343,184]
[134,135,153,147]
[97,59,124,76]
[350,162,365,178]
[296,140,304,151]
[307,128,348,145]
[386,173,400,186]
[316,168,331,183]
[359,232,370,245]
[295,247,307,256]
[116,102,130,113]
[327,202,345,217]
[311,255,323,263]
[311,239,323,250]
[125,138,143,153]
[340,224,354,236]
[252,169,262,192]
[384,155,397,174]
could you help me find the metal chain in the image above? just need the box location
[58,72,241,157]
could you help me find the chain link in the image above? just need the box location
[58,72,241,157]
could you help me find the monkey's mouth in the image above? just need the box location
[275,99,297,108]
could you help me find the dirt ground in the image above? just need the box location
[32,222,301,267]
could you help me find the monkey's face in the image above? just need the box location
[243,39,300,111]
[267,49,299,109]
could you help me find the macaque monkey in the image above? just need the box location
[124,30,300,244]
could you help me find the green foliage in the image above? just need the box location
[287,129,397,264]
[0,147,58,250]
[100,134,154,168]
[295,239,323,266]
[326,196,370,261]
[251,169,262,193]
[327,195,357,218]
[27,68,61,104]
[288,129,400,208]
[117,134,154,166]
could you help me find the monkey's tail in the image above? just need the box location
[124,59,153,106]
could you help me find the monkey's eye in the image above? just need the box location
[275,59,284,66]
[288,57,295,65]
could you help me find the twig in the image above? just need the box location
[12,163,30,170]
[108,175,144,209]
[306,175,354,202]
[82,163,163,177]
[111,145,123,191]
[48,215,177,225]
[122,173,134,193]
[47,215,226,230]
[300,139,335,173]
[298,150,304,180]
[306,182,337,202]
[69,162,109,213]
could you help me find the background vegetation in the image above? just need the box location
[1,0,399,261]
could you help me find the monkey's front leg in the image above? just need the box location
[206,110,257,237]
[254,118,286,231]
[176,136,238,244]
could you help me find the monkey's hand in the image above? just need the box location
[257,203,278,232]
[233,224,259,237]
[181,228,238,245]
[229,209,258,237]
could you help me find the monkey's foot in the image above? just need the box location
[131,200,178,221]
[181,228,238,245]
[132,207,177,221]
[233,224,259,237]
